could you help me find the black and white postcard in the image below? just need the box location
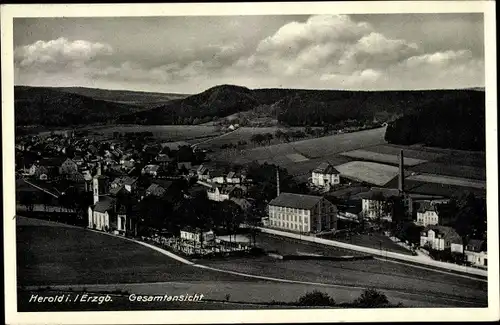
[2,1,498,324]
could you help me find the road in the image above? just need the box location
[16,217,488,310]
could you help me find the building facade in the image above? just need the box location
[311,162,340,188]
[268,193,337,233]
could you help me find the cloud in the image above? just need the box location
[14,37,113,72]
[13,15,484,92]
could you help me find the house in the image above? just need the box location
[311,162,340,188]
[180,227,215,244]
[156,154,173,167]
[416,202,440,227]
[111,176,138,193]
[464,239,487,267]
[205,183,244,202]
[29,157,66,179]
[208,170,225,184]
[359,187,400,222]
[142,164,160,177]
[59,158,78,175]
[267,193,337,234]
[415,201,457,227]
[420,225,462,251]
[226,171,246,184]
[145,183,167,198]
[177,161,192,171]
[197,165,210,181]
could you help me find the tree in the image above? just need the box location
[297,291,336,306]
[353,289,389,308]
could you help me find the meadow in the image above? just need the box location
[334,161,400,186]
[340,150,427,166]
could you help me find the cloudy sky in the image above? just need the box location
[14,14,484,94]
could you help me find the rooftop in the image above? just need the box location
[269,192,326,210]
[313,162,340,175]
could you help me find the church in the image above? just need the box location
[87,164,137,235]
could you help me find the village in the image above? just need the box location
[15,129,487,269]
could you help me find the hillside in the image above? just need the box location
[54,86,188,107]
[118,85,485,129]
[14,86,142,127]
[118,84,261,125]
[384,91,485,151]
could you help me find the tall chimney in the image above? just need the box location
[398,149,404,193]
[276,167,280,197]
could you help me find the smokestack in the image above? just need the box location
[398,149,404,193]
[276,167,280,197]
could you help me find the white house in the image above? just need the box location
[420,225,462,251]
[360,188,400,222]
[311,162,340,188]
[416,202,440,227]
[180,228,215,244]
[267,193,337,234]
[464,239,487,267]
[142,164,160,177]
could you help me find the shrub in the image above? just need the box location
[297,290,336,306]
[353,289,389,308]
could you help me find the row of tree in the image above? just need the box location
[384,92,485,151]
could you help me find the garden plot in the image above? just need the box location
[334,161,400,186]
[340,150,427,166]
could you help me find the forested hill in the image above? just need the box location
[118,85,485,128]
[384,90,485,151]
[15,86,142,127]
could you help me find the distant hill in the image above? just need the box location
[15,86,142,127]
[118,85,485,129]
[118,84,261,125]
[54,86,188,108]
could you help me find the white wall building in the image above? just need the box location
[268,193,337,233]
[180,228,215,244]
[420,226,462,251]
[311,162,340,188]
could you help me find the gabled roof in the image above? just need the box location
[313,162,340,175]
[93,197,115,213]
[358,187,401,200]
[466,239,485,252]
[269,192,326,210]
[109,185,125,196]
[417,201,438,213]
[146,183,167,197]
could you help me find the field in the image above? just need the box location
[208,127,387,178]
[407,174,486,189]
[340,150,427,166]
[334,161,400,186]
[52,125,223,142]
[16,217,255,286]
[16,217,487,310]
[408,162,486,180]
